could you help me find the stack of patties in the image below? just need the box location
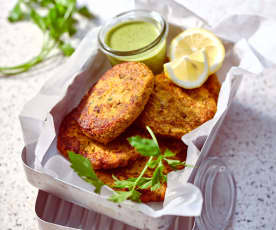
[57,62,220,202]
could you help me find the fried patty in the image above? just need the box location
[137,74,220,139]
[57,110,146,170]
[75,62,154,144]
[204,74,221,102]
[96,138,187,203]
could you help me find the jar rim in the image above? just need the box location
[98,9,168,57]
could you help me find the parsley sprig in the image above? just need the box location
[109,126,192,203]
[68,126,192,203]
[0,0,93,76]
[68,151,104,193]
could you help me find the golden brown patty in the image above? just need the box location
[137,74,220,139]
[96,138,187,203]
[75,62,154,144]
[204,74,221,102]
[57,110,146,170]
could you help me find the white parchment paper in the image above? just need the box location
[19,0,273,222]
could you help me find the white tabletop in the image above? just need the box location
[0,1,276,229]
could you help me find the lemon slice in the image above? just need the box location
[169,28,225,74]
[164,50,209,89]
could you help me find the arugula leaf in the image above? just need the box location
[68,151,104,194]
[128,136,159,156]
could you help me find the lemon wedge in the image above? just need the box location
[164,50,209,89]
[169,28,225,74]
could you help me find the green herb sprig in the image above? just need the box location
[109,126,192,203]
[68,126,192,203]
[0,0,93,76]
[68,151,104,194]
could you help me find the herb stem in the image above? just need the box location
[63,2,74,21]
[146,126,159,151]
[131,156,153,192]
[0,34,56,75]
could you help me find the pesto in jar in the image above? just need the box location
[104,21,166,73]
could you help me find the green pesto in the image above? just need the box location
[104,21,167,73]
[105,21,159,51]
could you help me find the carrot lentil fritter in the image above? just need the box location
[57,110,146,170]
[75,62,154,144]
[137,74,220,139]
[96,138,187,203]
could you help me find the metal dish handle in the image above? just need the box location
[192,157,236,230]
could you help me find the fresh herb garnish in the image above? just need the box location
[68,126,192,203]
[0,0,93,76]
[68,151,104,194]
[109,126,192,202]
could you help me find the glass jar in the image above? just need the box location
[98,9,168,74]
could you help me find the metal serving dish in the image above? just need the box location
[19,2,243,228]
[35,190,194,230]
